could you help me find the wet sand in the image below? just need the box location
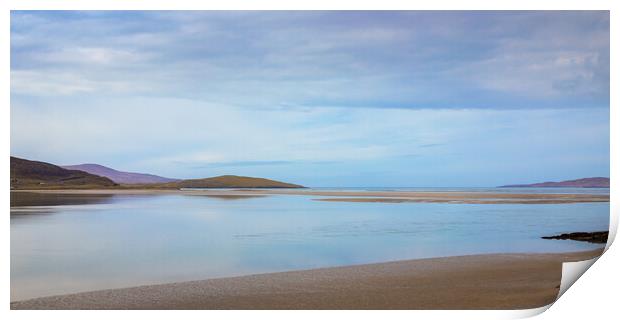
[11,249,602,310]
[313,197,607,204]
[11,189,610,205]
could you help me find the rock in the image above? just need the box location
[542,231,608,244]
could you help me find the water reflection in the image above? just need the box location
[11,192,115,208]
[10,192,609,301]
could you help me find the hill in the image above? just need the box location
[10,157,304,189]
[160,175,304,189]
[62,163,178,184]
[10,157,117,189]
[500,177,609,188]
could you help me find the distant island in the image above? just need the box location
[62,163,179,184]
[500,177,609,188]
[10,156,304,189]
[160,176,304,189]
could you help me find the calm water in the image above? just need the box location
[11,190,609,301]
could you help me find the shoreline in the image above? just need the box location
[11,249,603,310]
[11,188,610,205]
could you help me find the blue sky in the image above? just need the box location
[10,11,610,187]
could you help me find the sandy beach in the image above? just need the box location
[11,189,610,205]
[11,249,602,310]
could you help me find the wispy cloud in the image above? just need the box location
[11,11,609,109]
[419,143,444,148]
[193,160,297,168]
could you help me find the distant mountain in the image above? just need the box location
[160,175,304,189]
[500,177,609,188]
[10,157,117,189]
[11,156,303,189]
[62,163,178,184]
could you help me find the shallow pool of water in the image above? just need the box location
[11,191,608,301]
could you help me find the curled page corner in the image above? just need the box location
[511,304,553,319]
[556,255,600,299]
[524,254,603,318]
[605,222,617,252]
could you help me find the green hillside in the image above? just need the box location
[160,175,304,189]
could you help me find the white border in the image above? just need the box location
[2,1,617,319]
[0,0,615,10]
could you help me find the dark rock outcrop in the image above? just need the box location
[542,231,608,244]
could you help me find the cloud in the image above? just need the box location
[10,93,609,185]
[11,70,96,95]
[11,69,152,95]
[9,11,610,186]
[419,143,443,148]
[194,160,296,168]
[35,47,146,65]
[11,11,609,109]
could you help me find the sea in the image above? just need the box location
[10,187,609,301]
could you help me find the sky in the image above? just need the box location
[10,11,610,187]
